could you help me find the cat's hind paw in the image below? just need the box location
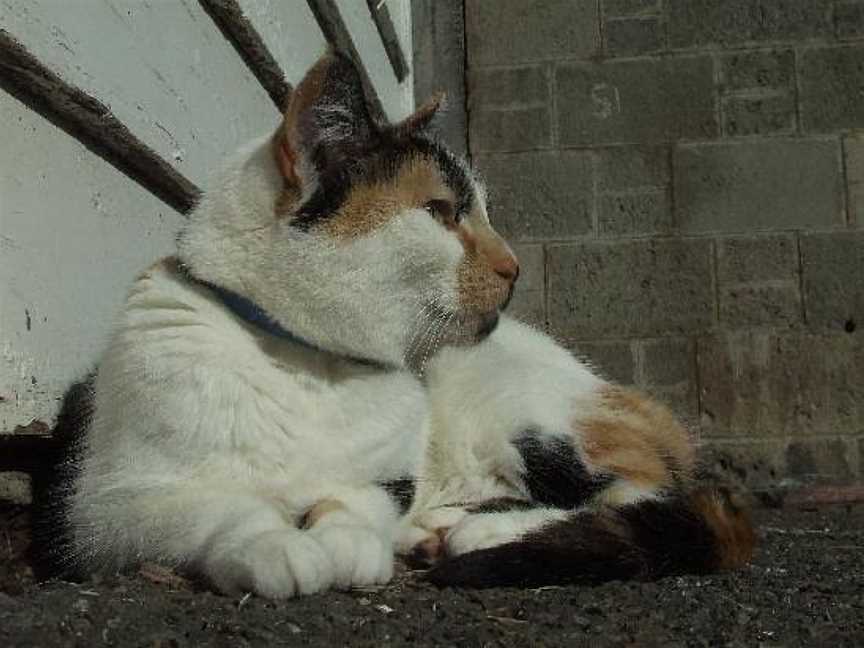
[309,513,393,589]
[206,530,335,599]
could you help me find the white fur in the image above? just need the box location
[176,138,464,369]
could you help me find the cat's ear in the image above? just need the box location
[391,92,446,138]
[277,52,376,187]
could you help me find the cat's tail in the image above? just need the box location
[425,486,755,588]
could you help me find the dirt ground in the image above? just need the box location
[1,501,862,648]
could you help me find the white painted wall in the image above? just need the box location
[0,1,414,432]
[337,0,413,121]
[0,93,183,431]
[0,0,280,188]
[239,0,414,120]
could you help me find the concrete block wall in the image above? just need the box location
[466,0,864,490]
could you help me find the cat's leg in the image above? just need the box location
[299,485,397,589]
[167,490,337,598]
[441,506,571,557]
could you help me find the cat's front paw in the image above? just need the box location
[309,514,393,589]
[206,530,335,599]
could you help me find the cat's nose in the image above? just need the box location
[470,222,520,284]
[494,256,519,282]
[490,243,519,283]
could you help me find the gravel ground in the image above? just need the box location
[1,502,862,647]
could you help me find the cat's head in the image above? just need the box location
[179,52,518,370]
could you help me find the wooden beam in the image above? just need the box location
[305,0,387,122]
[198,0,292,111]
[0,29,201,215]
[366,0,409,83]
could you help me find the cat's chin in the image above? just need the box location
[403,308,501,373]
[474,311,500,341]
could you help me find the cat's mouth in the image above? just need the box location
[475,310,500,341]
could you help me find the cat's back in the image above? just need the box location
[425,317,604,434]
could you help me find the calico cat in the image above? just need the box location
[53,52,753,598]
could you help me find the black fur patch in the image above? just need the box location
[378,478,415,514]
[293,132,477,232]
[514,430,612,510]
[29,372,96,580]
[465,498,534,514]
[426,494,723,589]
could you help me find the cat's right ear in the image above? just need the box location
[277,52,376,189]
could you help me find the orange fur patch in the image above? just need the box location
[320,156,454,240]
[300,499,345,529]
[688,488,756,570]
[577,385,696,490]
[136,256,180,281]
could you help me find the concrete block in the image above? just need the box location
[605,17,664,57]
[716,234,799,283]
[674,140,844,233]
[466,0,599,66]
[722,95,796,136]
[572,340,636,385]
[698,331,864,437]
[508,289,545,328]
[801,231,864,332]
[547,239,714,339]
[470,107,551,153]
[604,0,661,17]
[595,146,670,191]
[507,244,545,326]
[720,50,794,91]
[703,439,786,490]
[476,151,593,241]
[556,57,717,146]
[844,135,864,226]
[719,284,802,328]
[640,337,696,386]
[468,65,549,110]
[598,190,674,237]
[785,438,857,484]
[835,1,864,39]
[800,45,864,133]
[510,244,545,294]
[667,0,834,49]
[706,437,857,492]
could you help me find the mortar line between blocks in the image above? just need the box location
[796,232,808,326]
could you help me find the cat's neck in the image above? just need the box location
[176,260,389,370]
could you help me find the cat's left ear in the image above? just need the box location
[390,92,446,138]
[277,52,377,188]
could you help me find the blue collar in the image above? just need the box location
[177,262,385,369]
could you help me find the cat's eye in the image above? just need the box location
[424,199,460,225]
